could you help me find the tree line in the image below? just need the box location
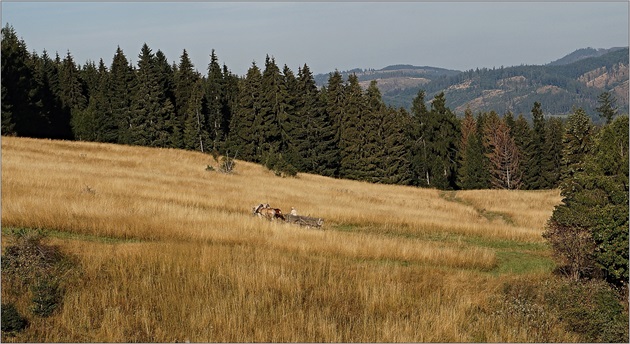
[0,25,621,189]
[2,24,627,288]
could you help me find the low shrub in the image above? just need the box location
[487,277,629,343]
[544,279,629,342]
[1,303,28,334]
[31,277,63,317]
[219,156,236,174]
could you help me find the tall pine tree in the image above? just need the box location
[524,102,548,189]
[544,117,564,188]
[59,51,88,140]
[258,56,285,163]
[108,46,136,144]
[409,90,431,187]
[426,93,459,189]
[321,71,345,177]
[206,50,227,151]
[339,74,365,180]
[84,59,116,142]
[129,43,172,147]
[1,24,49,137]
[228,62,262,161]
[457,108,488,189]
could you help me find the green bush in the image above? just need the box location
[544,279,629,342]
[30,277,62,317]
[1,303,28,333]
[487,277,629,343]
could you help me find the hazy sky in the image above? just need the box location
[1,1,628,76]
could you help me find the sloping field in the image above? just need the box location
[1,136,571,342]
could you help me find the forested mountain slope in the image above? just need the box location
[317,48,629,120]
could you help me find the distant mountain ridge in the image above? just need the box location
[314,65,460,87]
[315,47,629,121]
[547,47,627,66]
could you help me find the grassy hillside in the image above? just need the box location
[1,136,577,342]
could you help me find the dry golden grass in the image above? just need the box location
[456,189,562,229]
[1,136,573,342]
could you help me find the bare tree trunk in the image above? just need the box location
[196,108,204,153]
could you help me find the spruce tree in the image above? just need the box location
[154,50,176,108]
[1,24,47,137]
[258,56,285,162]
[280,64,298,161]
[79,60,99,97]
[339,74,365,180]
[511,115,530,157]
[410,91,461,189]
[457,108,488,189]
[0,24,35,136]
[303,69,340,177]
[220,64,239,153]
[129,43,171,147]
[228,62,262,162]
[359,80,387,182]
[108,46,135,144]
[595,91,618,124]
[174,49,196,120]
[545,115,628,286]
[409,90,431,186]
[85,59,117,143]
[182,77,207,152]
[503,111,516,132]
[511,114,531,187]
[206,50,226,151]
[321,71,345,177]
[588,116,628,286]
[284,64,311,171]
[544,117,564,188]
[154,50,180,148]
[59,51,88,140]
[523,102,549,189]
[175,50,207,151]
[425,92,459,189]
[559,107,595,186]
[381,107,412,185]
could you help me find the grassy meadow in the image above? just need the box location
[1,136,578,342]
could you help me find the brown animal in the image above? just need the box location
[252,203,285,220]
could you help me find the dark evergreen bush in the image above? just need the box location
[544,279,629,342]
[30,277,62,317]
[1,303,28,333]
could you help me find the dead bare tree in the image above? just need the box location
[484,118,522,189]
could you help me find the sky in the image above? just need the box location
[1,1,628,76]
